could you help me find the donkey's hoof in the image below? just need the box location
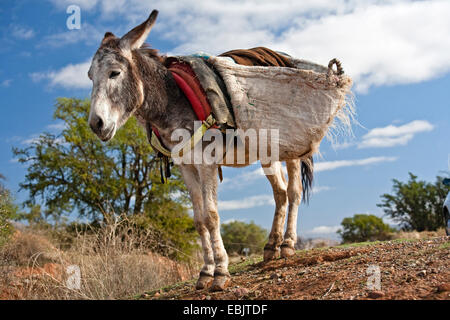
[210,274,231,292]
[280,245,295,258]
[263,247,280,262]
[195,273,214,290]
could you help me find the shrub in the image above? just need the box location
[378,174,450,231]
[0,176,19,246]
[221,221,268,254]
[338,214,393,243]
[47,211,199,262]
[0,229,60,266]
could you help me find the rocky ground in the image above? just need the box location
[140,236,450,300]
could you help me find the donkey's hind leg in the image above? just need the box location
[179,165,215,290]
[280,159,302,258]
[263,161,288,262]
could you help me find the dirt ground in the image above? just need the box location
[141,236,450,300]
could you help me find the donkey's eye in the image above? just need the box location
[109,71,121,79]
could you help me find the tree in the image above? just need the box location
[13,98,197,259]
[13,98,189,220]
[377,173,449,231]
[0,174,19,246]
[338,214,393,243]
[221,221,268,254]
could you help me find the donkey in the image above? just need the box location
[87,10,312,291]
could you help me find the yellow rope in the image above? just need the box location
[150,115,216,158]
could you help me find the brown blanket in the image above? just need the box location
[219,47,294,67]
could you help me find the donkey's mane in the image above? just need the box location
[99,35,165,64]
[138,43,165,64]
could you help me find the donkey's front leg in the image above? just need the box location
[179,165,215,290]
[197,164,230,291]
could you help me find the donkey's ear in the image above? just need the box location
[101,32,117,45]
[120,10,158,51]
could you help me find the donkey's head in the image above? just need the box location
[87,10,158,141]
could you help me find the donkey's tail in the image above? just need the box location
[301,156,314,203]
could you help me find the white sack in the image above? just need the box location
[210,56,354,161]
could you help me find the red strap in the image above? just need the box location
[152,62,217,138]
[170,68,212,117]
[171,72,207,121]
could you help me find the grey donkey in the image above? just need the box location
[87,10,313,291]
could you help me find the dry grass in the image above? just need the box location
[390,228,446,240]
[0,217,201,300]
[0,229,59,266]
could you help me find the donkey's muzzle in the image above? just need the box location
[89,115,115,141]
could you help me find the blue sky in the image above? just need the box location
[0,0,449,240]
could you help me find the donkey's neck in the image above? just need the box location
[133,52,197,145]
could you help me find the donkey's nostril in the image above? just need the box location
[96,117,104,131]
[89,115,104,134]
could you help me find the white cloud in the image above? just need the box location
[315,156,397,172]
[11,25,35,40]
[42,23,104,48]
[48,0,99,10]
[44,0,450,92]
[1,79,12,87]
[50,0,450,93]
[274,0,450,92]
[307,225,341,235]
[222,164,333,190]
[20,51,32,58]
[221,156,396,190]
[358,120,434,148]
[218,194,274,211]
[19,133,66,145]
[21,134,41,145]
[46,122,67,131]
[30,60,91,89]
[220,166,264,189]
[312,186,332,193]
[218,185,331,211]
[363,120,434,139]
[332,141,355,150]
[221,218,246,225]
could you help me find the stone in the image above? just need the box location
[437,283,450,293]
[233,287,249,298]
[368,290,385,299]
[417,270,427,277]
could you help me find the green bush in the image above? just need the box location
[0,175,19,246]
[378,174,450,231]
[0,213,14,247]
[221,220,268,254]
[338,214,393,243]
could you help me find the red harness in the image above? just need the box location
[151,60,215,139]
[150,59,223,183]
